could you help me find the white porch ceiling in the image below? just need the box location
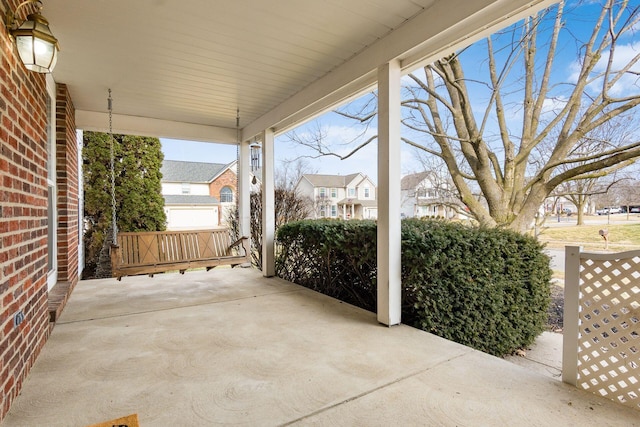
[44,0,556,143]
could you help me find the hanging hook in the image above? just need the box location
[6,0,43,30]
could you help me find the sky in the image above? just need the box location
[161,1,640,186]
[162,138,238,165]
[161,95,427,184]
[161,125,402,184]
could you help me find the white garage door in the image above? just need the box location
[166,207,219,230]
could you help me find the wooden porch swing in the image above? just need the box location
[105,91,250,280]
[110,229,250,281]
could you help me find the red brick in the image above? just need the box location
[0,4,78,421]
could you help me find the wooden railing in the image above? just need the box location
[110,229,250,280]
[563,246,640,411]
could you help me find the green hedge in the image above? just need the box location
[401,219,551,356]
[276,220,378,310]
[276,218,551,357]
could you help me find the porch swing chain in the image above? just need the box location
[108,89,117,244]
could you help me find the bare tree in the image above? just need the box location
[313,193,333,219]
[245,188,313,268]
[287,0,640,232]
[550,121,635,224]
[555,176,605,224]
[554,173,631,224]
[404,0,640,231]
[227,185,313,268]
[275,158,317,191]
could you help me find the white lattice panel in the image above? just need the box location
[578,253,640,410]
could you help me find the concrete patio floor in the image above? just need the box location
[3,268,638,426]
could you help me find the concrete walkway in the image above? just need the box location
[4,268,638,426]
[505,331,564,380]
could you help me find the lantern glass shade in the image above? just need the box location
[12,13,58,73]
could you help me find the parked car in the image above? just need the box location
[597,207,622,215]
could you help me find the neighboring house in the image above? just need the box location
[296,173,377,219]
[401,172,465,219]
[161,160,238,229]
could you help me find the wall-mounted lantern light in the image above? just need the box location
[5,0,59,73]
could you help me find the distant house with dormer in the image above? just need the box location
[401,171,466,219]
[295,173,377,219]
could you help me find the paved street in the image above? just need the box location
[543,213,640,228]
[545,248,565,272]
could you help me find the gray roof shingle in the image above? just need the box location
[161,160,232,183]
[302,173,363,187]
[163,195,220,205]
[401,172,431,190]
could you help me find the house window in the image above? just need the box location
[364,187,370,198]
[331,205,337,217]
[181,183,190,194]
[319,205,327,217]
[220,186,234,203]
[331,188,337,198]
[348,188,356,197]
[319,187,327,198]
[418,188,436,198]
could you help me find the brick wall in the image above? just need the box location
[209,169,237,223]
[209,169,237,200]
[0,0,76,421]
[55,84,78,284]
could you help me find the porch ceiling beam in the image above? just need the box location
[76,110,237,144]
[242,0,556,140]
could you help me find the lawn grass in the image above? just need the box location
[538,222,640,251]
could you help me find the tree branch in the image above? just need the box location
[546,147,640,190]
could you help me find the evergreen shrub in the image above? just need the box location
[401,219,551,356]
[277,220,377,310]
[276,218,551,356]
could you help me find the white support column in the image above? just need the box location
[238,141,251,239]
[261,129,276,277]
[377,60,402,326]
[562,245,582,386]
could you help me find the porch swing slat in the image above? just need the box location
[110,229,250,280]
